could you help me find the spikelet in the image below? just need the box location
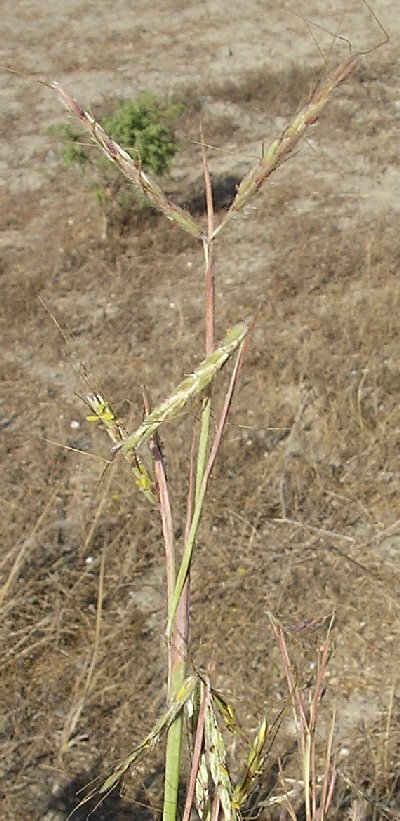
[119,320,249,457]
[86,392,157,505]
[98,675,198,795]
[205,695,238,821]
[232,715,268,809]
[212,56,357,240]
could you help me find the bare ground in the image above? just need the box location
[1,1,400,819]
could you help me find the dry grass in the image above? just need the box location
[2,190,400,817]
[1,24,400,821]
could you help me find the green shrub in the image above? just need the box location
[49,92,183,234]
[102,92,182,176]
[47,122,88,167]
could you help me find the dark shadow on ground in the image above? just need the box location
[44,769,157,821]
[181,173,242,215]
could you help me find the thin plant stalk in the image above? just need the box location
[166,330,249,640]
[147,389,189,821]
[182,682,207,821]
[143,385,176,704]
[162,331,251,818]
[202,127,216,356]
[195,138,215,503]
[163,140,216,821]
[141,386,187,821]
[270,613,336,820]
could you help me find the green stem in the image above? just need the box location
[163,393,210,818]
[196,394,211,505]
[163,183,215,821]
[166,475,206,639]
[163,651,187,821]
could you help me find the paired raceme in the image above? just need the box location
[53,54,357,245]
[85,393,157,505]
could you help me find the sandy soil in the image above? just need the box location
[1,1,400,819]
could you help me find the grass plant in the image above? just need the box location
[43,35,384,820]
